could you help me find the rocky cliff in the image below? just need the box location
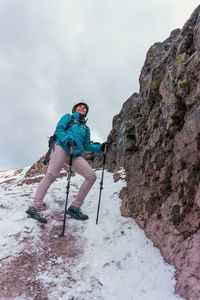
[107,5,200,300]
[21,5,200,300]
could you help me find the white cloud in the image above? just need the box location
[0,0,199,169]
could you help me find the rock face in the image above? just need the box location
[107,5,200,300]
[20,6,200,299]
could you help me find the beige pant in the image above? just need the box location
[31,144,96,209]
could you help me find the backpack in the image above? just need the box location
[43,116,76,165]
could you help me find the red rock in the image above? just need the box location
[106,5,200,300]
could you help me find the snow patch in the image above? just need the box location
[0,167,183,300]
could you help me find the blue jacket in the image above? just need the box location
[55,112,101,157]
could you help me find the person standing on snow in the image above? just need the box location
[26,102,109,224]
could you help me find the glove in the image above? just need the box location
[101,142,110,152]
[67,139,77,148]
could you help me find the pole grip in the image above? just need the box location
[70,146,74,155]
[69,146,74,166]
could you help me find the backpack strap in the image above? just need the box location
[66,115,75,130]
[43,116,75,165]
[68,115,88,132]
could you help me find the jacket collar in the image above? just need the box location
[72,112,88,125]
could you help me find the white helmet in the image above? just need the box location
[72,101,89,115]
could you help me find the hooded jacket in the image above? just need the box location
[55,112,101,157]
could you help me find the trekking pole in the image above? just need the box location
[96,146,107,224]
[62,146,74,237]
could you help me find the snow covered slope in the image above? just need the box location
[0,167,183,300]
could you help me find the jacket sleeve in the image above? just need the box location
[55,114,73,143]
[83,127,102,153]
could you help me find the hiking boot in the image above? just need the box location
[26,207,47,224]
[66,205,88,221]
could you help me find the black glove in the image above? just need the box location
[67,139,77,148]
[101,142,110,152]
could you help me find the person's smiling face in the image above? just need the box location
[75,104,87,116]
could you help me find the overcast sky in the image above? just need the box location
[0,0,199,170]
